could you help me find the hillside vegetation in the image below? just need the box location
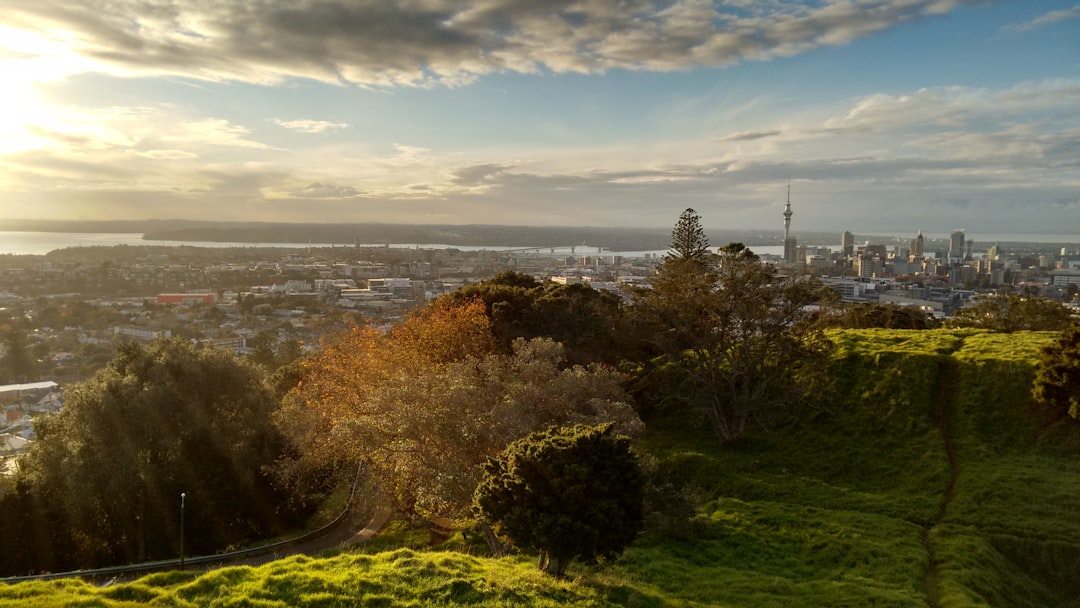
[3,328,1078,607]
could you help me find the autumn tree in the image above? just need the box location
[3,339,295,574]
[473,423,645,577]
[284,299,641,521]
[1032,324,1080,421]
[632,237,831,441]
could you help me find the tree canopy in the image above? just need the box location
[631,239,831,441]
[438,271,626,365]
[284,299,641,521]
[473,423,644,577]
[949,294,1073,332]
[666,208,710,262]
[1032,324,1080,421]
[1,339,294,575]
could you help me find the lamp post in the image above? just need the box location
[179,492,186,571]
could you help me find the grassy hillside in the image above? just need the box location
[3,329,1077,607]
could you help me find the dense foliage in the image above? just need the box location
[439,271,626,365]
[949,294,1073,332]
[474,423,644,577]
[0,340,297,575]
[1032,324,1080,421]
[283,299,641,522]
[7,329,1078,607]
[631,241,831,441]
[816,302,938,329]
[666,208,710,262]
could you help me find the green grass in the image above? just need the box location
[2,329,1076,607]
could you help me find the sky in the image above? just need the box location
[0,0,1078,236]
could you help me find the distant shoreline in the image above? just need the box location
[0,218,1075,254]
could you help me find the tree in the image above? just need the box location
[5,339,295,573]
[439,271,626,365]
[949,294,1073,332]
[631,238,831,441]
[473,423,644,577]
[667,208,710,262]
[817,302,938,330]
[1032,324,1080,421]
[284,300,641,521]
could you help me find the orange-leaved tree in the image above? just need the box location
[280,298,641,521]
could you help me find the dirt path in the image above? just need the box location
[925,356,961,608]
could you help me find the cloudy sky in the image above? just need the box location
[1,1,1078,236]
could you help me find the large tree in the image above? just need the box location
[285,300,641,521]
[473,423,644,577]
[950,294,1073,332]
[632,239,831,441]
[3,339,294,574]
[1032,324,1080,421]
[439,271,626,365]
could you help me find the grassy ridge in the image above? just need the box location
[2,329,1076,607]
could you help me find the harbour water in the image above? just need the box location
[0,230,1074,258]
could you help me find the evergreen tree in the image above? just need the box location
[473,423,644,577]
[1032,324,1080,421]
[666,208,710,262]
[4,339,293,574]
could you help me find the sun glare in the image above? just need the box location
[0,25,93,155]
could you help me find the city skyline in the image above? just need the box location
[1,1,1078,235]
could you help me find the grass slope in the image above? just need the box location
[2,329,1076,607]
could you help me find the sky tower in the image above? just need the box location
[781,183,799,264]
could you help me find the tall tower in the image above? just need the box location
[841,230,854,256]
[949,229,965,262]
[910,230,925,258]
[782,183,797,263]
[783,184,793,242]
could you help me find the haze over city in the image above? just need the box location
[1,1,1077,235]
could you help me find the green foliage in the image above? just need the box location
[666,208,710,262]
[5,329,1078,607]
[441,271,625,365]
[817,302,939,330]
[949,294,1073,332]
[632,237,832,441]
[0,339,297,575]
[1031,324,1080,421]
[474,423,645,577]
[0,550,619,607]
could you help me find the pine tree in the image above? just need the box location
[666,208,710,261]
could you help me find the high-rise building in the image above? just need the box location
[841,231,854,256]
[782,184,797,263]
[910,231,925,258]
[949,229,965,261]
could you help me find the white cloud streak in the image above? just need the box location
[1003,5,1080,32]
[272,119,351,133]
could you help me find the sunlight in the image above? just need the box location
[0,25,91,155]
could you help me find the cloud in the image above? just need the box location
[4,0,984,87]
[714,129,784,142]
[272,119,351,133]
[160,118,280,150]
[1003,5,1080,32]
[293,182,365,198]
[451,163,513,185]
[138,149,200,160]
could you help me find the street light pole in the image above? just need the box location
[179,492,186,571]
